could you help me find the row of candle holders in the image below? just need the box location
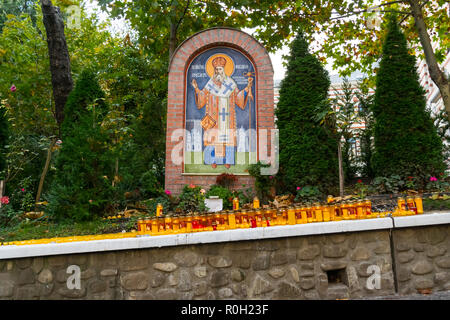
[1,196,425,246]
[137,196,425,236]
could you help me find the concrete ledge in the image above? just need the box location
[0,218,394,260]
[392,211,450,228]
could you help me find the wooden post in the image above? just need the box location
[0,180,4,208]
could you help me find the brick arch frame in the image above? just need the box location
[165,28,274,195]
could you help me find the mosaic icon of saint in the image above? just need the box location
[191,55,253,168]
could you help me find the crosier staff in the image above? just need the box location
[243,72,254,161]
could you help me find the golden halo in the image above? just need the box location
[205,54,235,78]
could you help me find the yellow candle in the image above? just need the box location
[314,203,323,222]
[415,196,424,214]
[228,210,236,229]
[322,205,331,222]
[253,197,260,209]
[172,215,180,233]
[287,207,296,225]
[186,213,193,233]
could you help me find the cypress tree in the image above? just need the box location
[275,31,339,194]
[372,16,445,186]
[47,70,113,221]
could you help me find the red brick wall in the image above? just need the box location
[165,28,275,195]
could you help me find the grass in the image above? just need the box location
[0,215,141,243]
[423,198,450,211]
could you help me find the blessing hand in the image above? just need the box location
[191,79,198,90]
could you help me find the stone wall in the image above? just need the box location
[392,224,450,294]
[0,229,398,300]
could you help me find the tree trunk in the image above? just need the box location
[40,0,73,134]
[338,142,344,198]
[169,22,177,60]
[0,180,4,208]
[35,139,56,212]
[408,0,450,122]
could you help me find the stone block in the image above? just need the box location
[277,281,301,299]
[178,270,192,292]
[327,283,349,300]
[48,256,67,268]
[16,285,39,300]
[89,280,107,294]
[346,266,361,293]
[426,245,446,258]
[120,272,148,291]
[57,286,87,299]
[329,234,347,244]
[208,256,232,268]
[299,277,315,290]
[351,247,371,261]
[395,242,411,252]
[37,269,53,284]
[270,251,288,266]
[67,254,88,266]
[252,253,270,271]
[18,268,35,285]
[218,287,233,299]
[100,269,118,277]
[397,251,415,264]
[317,273,328,298]
[118,251,148,271]
[413,243,426,252]
[128,290,155,300]
[323,245,348,258]
[210,270,229,288]
[194,266,208,278]
[174,251,199,267]
[31,258,44,274]
[426,228,447,245]
[150,271,166,288]
[38,283,54,297]
[297,245,320,260]
[434,272,449,285]
[414,277,434,290]
[435,257,450,269]
[320,261,347,272]
[0,279,14,298]
[155,288,178,300]
[249,274,274,297]
[194,281,208,296]
[231,268,245,282]
[374,241,391,255]
[81,268,96,280]
[396,266,411,282]
[411,260,434,275]
[268,267,285,279]
[289,266,300,283]
[15,258,32,269]
[153,262,177,273]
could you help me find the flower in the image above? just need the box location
[357,179,363,184]
[21,188,25,192]
[10,85,16,92]
[1,196,10,205]
[165,190,172,196]
[430,176,438,182]
[189,184,196,189]
[200,188,206,194]
[296,187,301,191]
[269,176,274,179]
